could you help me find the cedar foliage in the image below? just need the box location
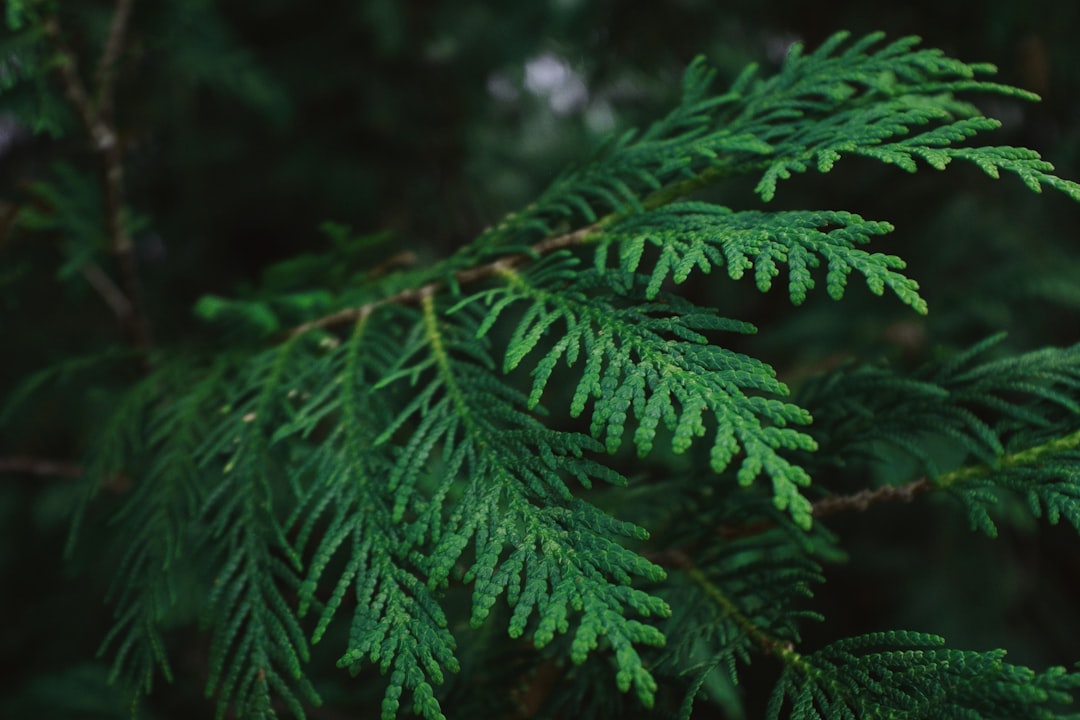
[2,3,1080,719]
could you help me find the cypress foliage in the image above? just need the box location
[2,5,1080,719]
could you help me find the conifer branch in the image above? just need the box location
[711,479,933,540]
[42,9,152,353]
[667,548,799,660]
[94,0,135,120]
[0,455,83,479]
[938,427,1080,489]
[30,29,1080,719]
[812,478,933,517]
[718,426,1080,540]
[286,153,756,341]
[79,261,134,321]
[285,222,601,338]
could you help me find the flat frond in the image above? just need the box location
[337,558,459,720]
[657,530,825,715]
[198,340,322,718]
[802,338,1080,483]
[595,203,924,311]
[941,431,1080,538]
[768,632,1080,719]
[369,295,672,707]
[36,24,1080,720]
[742,33,1055,202]
[461,254,819,528]
[798,339,1080,539]
[97,361,227,700]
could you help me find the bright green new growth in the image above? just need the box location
[8,28,1076,719]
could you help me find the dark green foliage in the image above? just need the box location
[4,11,1080,720]
[197,342,322,719]
[95,363,219,698]
[460,253,818,527]
[596,205,922,309]
[768,631,1080,720]
[655,530,827,720]
[799,336,1080,537]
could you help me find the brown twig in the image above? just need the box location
[79,261,133,322]
[365,250,417,280]
[94,0,135,120]
[687,428,1080,546]
[651,483,939,665]
[812,477,932,518]
[286,222,600,338]
[654,546,797,659]
[41,17,101,144]
[43,4,152,352]
[644,478,935,661]
[715,477,934,541]
[281,128,754,340]
[0,455,83,479]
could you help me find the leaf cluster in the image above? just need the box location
[6,27,1080,720]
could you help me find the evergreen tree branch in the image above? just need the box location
[283,27,1080,347]
[716,478,933,540]
[0,455,83,479]
[40,30,1080,719]
[282,174,699,339]
[646,532,823,718]
[94,0,134,120]
[938,427,1080,489]
[717,426,1080,540]
[663,548,800,661]
[284,222,601,338]
[79,260,134,322]
[768,631,1080,720]
[42,9,152,352]
[811,478,932,518]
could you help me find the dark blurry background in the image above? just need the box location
[2,1,1079,717]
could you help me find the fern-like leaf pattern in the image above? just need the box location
[35,27,1080,720]
[461,253,819,527]
[768,632,1080,720]
[595,203,924,310]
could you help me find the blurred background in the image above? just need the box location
[2,1,1079,717]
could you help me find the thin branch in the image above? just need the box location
[285,222,600,338]
[660,547,798,660]
[281,138,755,339]
[41,17,103,146]
[812,477,932,518]
[43,7,152,352]
[0,455,83,479]
[94,0,135,121]
[715,477,933,541]
[646,479,936,660]
[718,427,1080,541]
[79,260,133,321]
[366,250,417,280]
